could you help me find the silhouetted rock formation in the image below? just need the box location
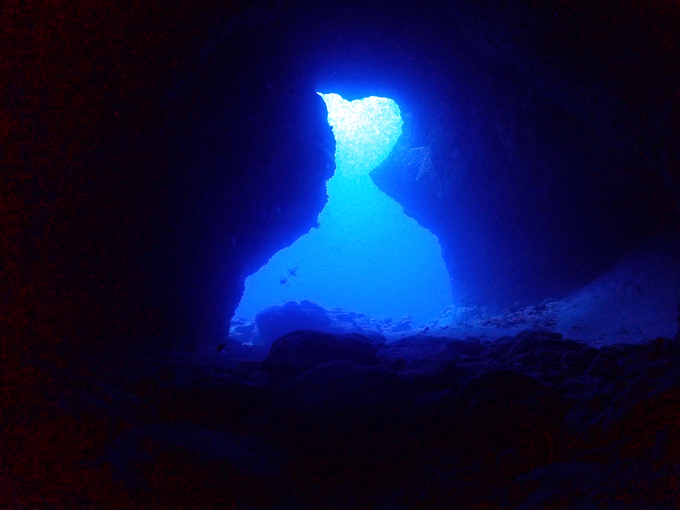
[7,331,680,508]
[261,329,382,380]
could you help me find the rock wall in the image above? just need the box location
[158,40,336,347]
[371,0,680,307]
[3,1,335,351]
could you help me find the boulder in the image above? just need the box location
[508,331,580,356]
[327,308,386,342]
[261,330,382,379]
[253,301,387,346]
[448,336,486,356]
[255,300,332,346]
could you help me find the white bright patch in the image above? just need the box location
[318,93,403,176]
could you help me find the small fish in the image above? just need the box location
[280,277,287,285]
[288,266,298,277]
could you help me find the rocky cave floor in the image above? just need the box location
[6,325,680,509]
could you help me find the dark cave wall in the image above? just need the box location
[371,63,675,307]
[1,0,232,350]
[371,0,680,307]
[123,29,336,348]
[443,0,680,215]
[4,0,678,352]
[160,41,335,346]
[2,1,335,351]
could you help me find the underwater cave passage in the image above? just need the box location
[233,92,453,330]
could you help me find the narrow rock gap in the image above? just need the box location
[232,93,453,344]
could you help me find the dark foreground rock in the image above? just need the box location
[5,330,680,509]
[261,329,383,380]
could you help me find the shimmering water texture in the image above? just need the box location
[235,93,453,325]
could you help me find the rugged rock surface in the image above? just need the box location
[370,0,680,307]
[244,301,388,346]
[261,329,382,380]
[255,301,334,346]
[6,331,680,508]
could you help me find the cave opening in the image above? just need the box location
[232,92,453,337]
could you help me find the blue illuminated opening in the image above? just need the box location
[234,93,452,325]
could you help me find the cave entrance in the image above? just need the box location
[233,92,452,333]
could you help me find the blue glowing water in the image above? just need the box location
[234,93,452,325]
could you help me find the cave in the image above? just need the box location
[5,0,680,508]
[234,92,453,335]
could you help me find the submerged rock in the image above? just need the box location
[12,329,680,508]
[506,330,582,356]
[245,300,386,346]
[261,330,382,380]
[255,300,332,346]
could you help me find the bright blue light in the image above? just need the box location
[234,93,453,325]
